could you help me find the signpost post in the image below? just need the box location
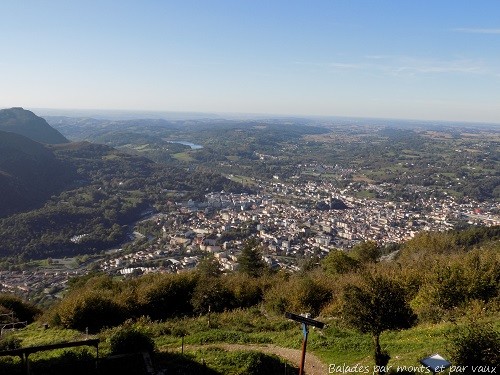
[285,312,324,375]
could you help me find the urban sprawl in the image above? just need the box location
[2,175,498,303]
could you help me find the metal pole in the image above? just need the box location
[299,323,309,375]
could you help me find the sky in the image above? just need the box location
[1,0,500,123]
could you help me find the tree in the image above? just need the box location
[108,326,156,355]
[238,238,266,278]
[322,249,360,275]
[341,274,416,374]
[196,254,222,278]
[351,241,381,264]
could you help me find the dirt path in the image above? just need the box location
[184,343,327,375]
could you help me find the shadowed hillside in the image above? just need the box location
[0,107,69,144]
[0,131,75,217]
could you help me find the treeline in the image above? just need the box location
[46,272,262,333]
[38,226,500,334]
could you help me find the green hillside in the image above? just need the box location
[0,107,69,144]
[0,131,75,217]
[0,138,249,259]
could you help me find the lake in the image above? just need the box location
[168,141,203,149]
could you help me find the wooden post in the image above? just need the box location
[284,312,324,375]
[24,353,30,375]
[181,335,185,354]
[299,323,308,375]
[96,342,99,369]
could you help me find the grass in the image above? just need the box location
[11,324,86,347]
[146,309,500,369]
[133,144,151,151]
[225,174,258,186]
[352,174,374,183]
[155,348,298,375]
[353,190,377,199]
[2,308,500,374]
[102,154,121,160]
[172,152,195,162]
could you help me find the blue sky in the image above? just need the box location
[1,0,500,123]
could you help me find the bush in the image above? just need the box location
[0,334,22,351]
[108,326,155,355]
[449,322,500,367]
[136,273,197,319]
[56,291,125,332]
[264,275,331,316]
[322,249,360,275]
[0,294,40,323]
[191,277,235,314]
[226,274,263,308]
[410,249,500,322]
[351,241,381,264]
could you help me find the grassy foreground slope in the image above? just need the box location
[1,228,499,374]
[2,308,499,374]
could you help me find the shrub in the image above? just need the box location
[136,273,197,319]
[322,249,360,275]
[410,249,500,322]
[226,274,263,308]
[449,322,500,367]
[351,241,381,264]
[264,275,331,316]
[0,334,22,351]
[0,294,40,323]
[56,291,125,332]
[108,326,155,355]
[191,277,235,314]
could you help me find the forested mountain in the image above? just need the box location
[0,107,69,144]
[0,131,75,217]
[0,111,248,259]
[0,136,248,259]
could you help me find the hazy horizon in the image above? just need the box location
[6,106,490,128]
[2,1,500,123]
